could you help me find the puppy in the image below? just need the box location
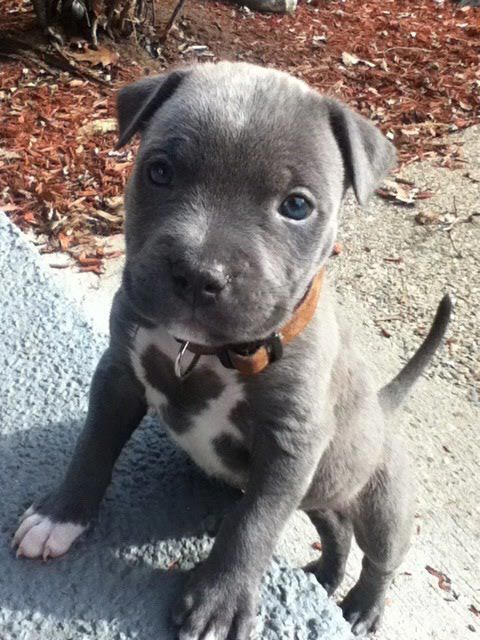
[13,62,451,639]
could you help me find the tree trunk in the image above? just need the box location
[30,0,184,45]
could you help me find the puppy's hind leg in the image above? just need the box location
[304,509,353,596]
[341,441,414,636]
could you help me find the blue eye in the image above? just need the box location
[148,160,173,186]
[279,195,313,221]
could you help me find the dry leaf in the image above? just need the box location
[426,565,452,592]
[79,265,103,274]
[104,250,124,260]
[341,52,360,66]
[332,242,343,256]
[415,191,434,200]
[90,208,123,223]
[377,180,416,206]
[341,52,374,67]
[68,46,120,68]
[78,118,117,137]
[415,210,439,225]
[0,149,22,160]
[104,196,124,210]
[1,203,22,212]
[36,183,56,202]
[58,231,70,251]
[78,256,102,266]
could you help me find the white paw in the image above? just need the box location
[12,506,86,561]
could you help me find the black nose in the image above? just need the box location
[170,259,228,304]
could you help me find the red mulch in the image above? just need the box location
[0,0,479,267]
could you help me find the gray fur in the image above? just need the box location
[14,62,451,639]
[379,293,453,411]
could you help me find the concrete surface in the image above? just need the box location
[0,214,353,639]
[33,126,480,639]
[330,126,480,640]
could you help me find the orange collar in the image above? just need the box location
[174,268,325,378]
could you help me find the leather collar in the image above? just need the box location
[174,268,325,378]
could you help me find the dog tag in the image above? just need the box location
[174,341,201,379]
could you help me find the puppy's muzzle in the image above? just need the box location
[169,257,229,306]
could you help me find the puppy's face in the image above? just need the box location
[119,63,394,346]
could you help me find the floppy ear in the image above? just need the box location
[326,99,396,205]
[115,70,189,149]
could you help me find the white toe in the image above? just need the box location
[19,505,35,522]
[13,511,86,560]
[42,521,86,559]
[12,512,43,547]
[17,519,54,559]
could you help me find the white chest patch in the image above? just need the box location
[130,326,249,487]
[169,367,246,485]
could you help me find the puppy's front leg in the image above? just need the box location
[174,422,321,640]
[13,349,147,559]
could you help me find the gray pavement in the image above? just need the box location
[0,214,352,640]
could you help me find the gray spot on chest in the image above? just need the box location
[141,344,224,434]
[228,400,254,442]
[213,433,250,472]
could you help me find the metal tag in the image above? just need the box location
[174,341,201,379]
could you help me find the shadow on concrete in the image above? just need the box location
[0,413,241,640]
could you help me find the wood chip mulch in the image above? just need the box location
[0,0,479,268]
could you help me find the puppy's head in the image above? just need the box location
[117,62,395,346]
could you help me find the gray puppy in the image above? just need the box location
[13,62,451,639]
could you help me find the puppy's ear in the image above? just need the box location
[115,70,189,149]
[326,99,396,205]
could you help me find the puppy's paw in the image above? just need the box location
[173,568,256,640]
[12,506,86,561]
[340,585,384,636]
[304,559,344,597]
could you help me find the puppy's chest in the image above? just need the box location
[130,326,251,487]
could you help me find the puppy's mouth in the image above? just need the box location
[167,322,223,348]
[167,277,316,351]
[123,263,320,351]
[166,303,289,350]
[124,285,288,348]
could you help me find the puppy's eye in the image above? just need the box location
[279,195,313,221]
[148,160,173,186]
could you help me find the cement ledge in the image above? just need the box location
[0,212,352,640]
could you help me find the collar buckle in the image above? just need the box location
[218,350,235,369]
[264,332,283,364]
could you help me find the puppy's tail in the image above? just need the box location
[379,294,453,413]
